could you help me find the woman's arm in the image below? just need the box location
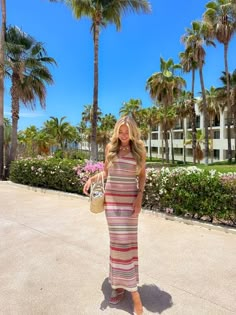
[137,161,146,194]
[132,153,146,216]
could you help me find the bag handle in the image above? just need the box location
[100,172,104,189]
[90,172,105,196]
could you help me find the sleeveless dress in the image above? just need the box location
[104,152,139,292]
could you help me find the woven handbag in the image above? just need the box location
[90,172,105,214]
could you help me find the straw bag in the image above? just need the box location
[90,172,105,214]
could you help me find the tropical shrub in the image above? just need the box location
[143,166,236,226]
[9,160,236,226]
[10,157,83,193]
[9,158,104,194]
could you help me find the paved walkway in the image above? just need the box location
[0,181,236,315]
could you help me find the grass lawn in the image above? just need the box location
[196,164,236,173]
[146,160,236,173]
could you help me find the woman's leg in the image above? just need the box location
[131,291,143,315]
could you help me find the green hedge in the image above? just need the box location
[9,158,84,194]
[143,166,236,226]
[9,159,236,227]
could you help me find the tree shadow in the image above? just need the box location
[100,278,173,314]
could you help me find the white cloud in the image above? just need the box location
[20,112,45,118]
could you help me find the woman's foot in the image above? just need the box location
[131,291,143,315]
[109,288,125,305]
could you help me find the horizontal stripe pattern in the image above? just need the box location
[105,153,139,292]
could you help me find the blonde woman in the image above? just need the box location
[83,116,146,315]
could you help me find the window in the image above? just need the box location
[213,130,220,139]
[151,125,159,131]
[212,115,220,127]
[151,147,158,153]
[174,148,183,155]
[187,116,200,129]
[186,148,193,157]
[174,121,183,129]
[196,116,200,128]
[174,132,183,140]
[213,150,220,160]
[152,133,158,140]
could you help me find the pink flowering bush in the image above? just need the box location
[219,173,236,225]
[9,158,236,226]
[73,160,104,187]
[10,158,83,193]
[10,158,104,194]
[143,166,236,226]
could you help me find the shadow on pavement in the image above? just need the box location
[100,278,173,314]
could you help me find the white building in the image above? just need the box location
[147,108,235,163]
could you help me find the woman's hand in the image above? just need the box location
[83,178,92,196]
[132,194,143,217]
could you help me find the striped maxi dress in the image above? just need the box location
[104,152,139,292]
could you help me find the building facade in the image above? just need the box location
[147,108,235,163]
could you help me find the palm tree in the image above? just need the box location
[146,57,185,163]
[204,0,236,162]
[138,106,160,160]
[119,98,142,121]
[186,130,205,163]
[218,70,236,162]
[35,130,51,156]
[99,113,116,159]
[198,86,222,163]
[157,105,178,164]
[43,116,71,150]
[175,90,192,164]
[82,104,102,127]
[63,0,151,161]
[3,117,11,176]
[77,120,87,152]
[81,104,102,153]
[4,26,56,172]
[179,48,198,163]
[17,125,39,157]
[0,0,6,179]
[182,20,215,165]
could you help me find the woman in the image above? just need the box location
[83,116,146,315]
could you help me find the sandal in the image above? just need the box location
[109,289,125,305]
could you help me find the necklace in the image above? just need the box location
[119,145,130,151]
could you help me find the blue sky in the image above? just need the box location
[4,0,236,131]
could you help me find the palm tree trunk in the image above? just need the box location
[9,103,19,163]
[233,104,236,163]
[149,129,152,160]
[91,22,99,161]
[7,82,20,175]
[210,119,213,164]
[164,128,169,163]
[170,130,174,164]
[224,43,232,162]
[161,128,164,165]
[183,118,186,164]
[164,105,169,163]
[0,0,6,179]
[191,69,197,164]
[199,65,209,165]
[234,121,236,163]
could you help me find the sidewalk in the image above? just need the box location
[0,181,236,315]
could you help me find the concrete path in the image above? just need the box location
[0,181,236,315]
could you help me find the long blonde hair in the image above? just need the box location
[106,116,146,173]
